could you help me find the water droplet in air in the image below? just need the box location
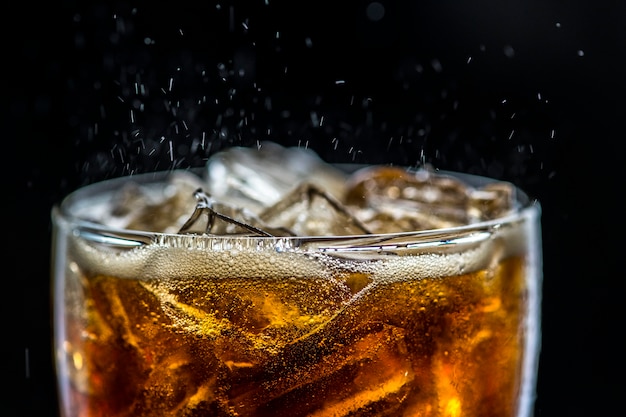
[503,45,515,58]
[366,2,385,22]
[431,59,442,73]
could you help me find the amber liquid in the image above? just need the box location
[57,244,528,417]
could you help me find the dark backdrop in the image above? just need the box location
[6,1,625,416]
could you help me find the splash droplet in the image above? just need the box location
[366,2,385,22]
[503,45,515,58]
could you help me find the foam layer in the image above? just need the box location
[66,218,531,284]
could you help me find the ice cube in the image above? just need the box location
[178,189,277,236]
[204,142,348,214]
[230,316,417,415]
[259,183,371,236]
[106,171,205,233]
[467,182,516,222]
[343,165,516,233]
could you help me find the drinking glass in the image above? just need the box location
[51,164,542,417]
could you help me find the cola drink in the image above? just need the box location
[51,143,542,417]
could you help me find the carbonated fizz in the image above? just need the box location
[52,142,541,417]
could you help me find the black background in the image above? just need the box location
[5,1,625,416]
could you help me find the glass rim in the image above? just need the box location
[52,166,541,249]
